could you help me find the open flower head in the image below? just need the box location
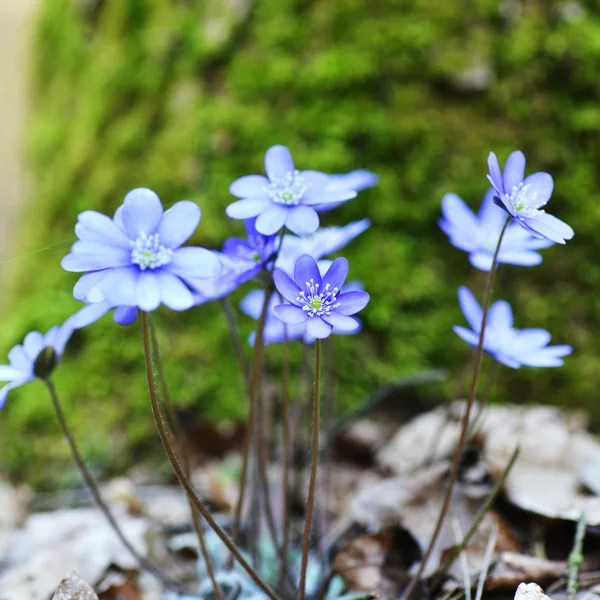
[487,151,574,244]
[453,286,572,368]
[272,254,369,340]
[439,189,553,271]
[241,272,364,346]
[226,145,357,236]
[62,188,221,312]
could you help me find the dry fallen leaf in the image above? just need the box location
[52,571,99,600]
[486,553,566,590]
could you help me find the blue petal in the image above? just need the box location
[294,254,322,288]
[240,290,267,319]
[477,188,506,229]
[322,257,348,291]
[136,272,162,312]
[513,329,551,350]
[0,365,27,382]
[229,175,270,198]
[306,316,332,339]
[0,379,31,409]
[531,212,573,240]
[487,152,504,194]
[503,151,526,192]
[62,241,131,272]
[440,194,479,238]
[521,217,566,244]
[496,250,542,267]
[453,325,479,348]
[114,306,138,326]
[8,345,30,371]
[255,204,287,235]
[121,188,164,238]
[167,247,222,280]
[96,267,139,307]
[325,170,378,192]
[273,270,302,305]
[222,238,254,260]
[336,291,370,316]
[23,332,44,360]
[75,211,131,248]
[322,313,359,332]
[155,271,194,311]
[522,172,553,208]
[65,302,113,329]
[73,271,109,301]
[284,205,319,236]
[487,300,513,330]
[274,304,309,325]
[265,145,294,180]
[226,198,271,220]
[457,287,482,334]
[156,201,201,249]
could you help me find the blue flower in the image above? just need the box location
[62,188,221,312]
[241,274,364,346]
[65,301,139,328]
[272,254,369,340]
[487,151,574,244]
[453,286,572,368]
[276,219,370,275]
[312,170,378,212]
[226,145,357,236]
[439,189,554,271]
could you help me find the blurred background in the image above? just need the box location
[1,0,599,490]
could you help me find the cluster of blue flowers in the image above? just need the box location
[0,145,576,405]
[441,150,573,368]
[0,146,374,405]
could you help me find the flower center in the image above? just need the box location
[131,233,173,270]
[267,170,307,206]
[296,279,340,317]
[252,251,262,264]
[506,183,544,218]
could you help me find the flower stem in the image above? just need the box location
[278,329,292,590]
[298,338,322,600]
[402,216,511,600]
[148,318,224,600]
[139,310,280,600]
[220,297,250,384]
[43,378,180,592]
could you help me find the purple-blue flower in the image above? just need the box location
[312,170,379,212]
[487,151,574,244]
[65,301,138,328]
[275,219,370,275]
[61,188,221,312]
[226,145,357,236]
[272,255,369,340]
[439,189,554,271]
[453,287,572,368]
[241,277,364,346]
[0,308,98,406]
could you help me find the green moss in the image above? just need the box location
[3,0,600,488]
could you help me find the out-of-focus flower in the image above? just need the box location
[312,170,378,212]
[226,145,357,236]
[453,286,572,368]
[62,188,221,312]
[439,189,553,271]
[272,255,369,340]
[276,219,370,275]
[65,301,138,328]
[487,150,574,244]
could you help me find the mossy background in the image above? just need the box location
[2,0,600,489]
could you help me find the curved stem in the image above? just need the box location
[44,378,180,592]
[402,216,511,600]
[139,311,280,600]
[148,318,224,600]
[299,339,322,600]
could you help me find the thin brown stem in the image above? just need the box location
[139,311,280,600]
[221,297,250,385]
[232,286,270,544]
[148,318,224,600]
[402,216,511,600]
[299,339,322,600]
[44,378,181,592]
[278,329,292,591]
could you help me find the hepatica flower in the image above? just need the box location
[487,150,574,244]
[273,255,369,340]
[61,188,221,312]
[276,219,370,275]
[439,189,553,271]
[226,145,357,236]
[454,287,572,368]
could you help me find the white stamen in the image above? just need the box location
[266,170,308,206]
[130,233,173,270]
[295,278,340,317]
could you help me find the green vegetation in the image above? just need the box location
[2,0,600,488]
